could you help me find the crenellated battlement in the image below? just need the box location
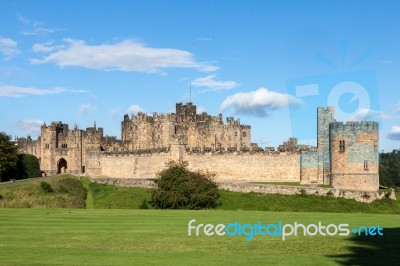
[121,102,253,152]
[329,121,379,134]
[17,104,379,192]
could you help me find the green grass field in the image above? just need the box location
[0,209,399,265]
[1,176,399,265]
[1,175,399,214]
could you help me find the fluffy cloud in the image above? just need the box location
[31,39,218,73]
[0,37,20,60]
[127,105,145,115]
[388,126,400,140]
[79,103,92,116]
[192,75,237,92]
[0,84,88,97]
[196,106,206,114]
[33,41,64,53]
[110,108,120,118]
[220,88,303,117]
[16,119,44,135]
[350,108,389,121]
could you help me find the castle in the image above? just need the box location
[17,103,380,192]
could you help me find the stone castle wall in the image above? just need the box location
[16,104,380,193]
[95,150,300,182]
[185,152,299,182]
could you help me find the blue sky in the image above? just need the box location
[0,0,399,151]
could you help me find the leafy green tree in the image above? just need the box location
[0,132,18,182]
[379,149,400,188]
[151,161,219,209]
[19,154,41,179]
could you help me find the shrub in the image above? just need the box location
[139,198,149,209]
[20,154,41,178]
[40,181,53,193]
[151,161,219,209]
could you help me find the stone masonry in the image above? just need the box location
[17,104,380,192]
[300,107,379,191]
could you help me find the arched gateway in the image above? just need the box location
[57,158,67,174]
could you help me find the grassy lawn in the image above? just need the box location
[89,182,151,209]
[0,175,86,208]
[218,190,400,214]
[0,208,398,265]
[2,175,399,214]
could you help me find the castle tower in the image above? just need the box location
[39,122,85,175]
[329,121,379,191]
[317,106,335,184]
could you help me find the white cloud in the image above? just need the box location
[0,37,20,60]
[196,106,206,114]
[16,119,44,135]
[17,14,55,36]
[388,126,400,140]
[33,41,64,53]
[31,39,218,73]
[192,75,238,92]
[110,108,120,118]
[256,137,272,146]
[127,105,145,115]
[0,84,88,97]
[79,103,92,116]
[350,108,389,121]
[220,87,303,117]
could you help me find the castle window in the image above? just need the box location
[61,144,68,149]
[339,140,345,152]
[364,160,369,171]
[242,132,246,137]
[45,144,50,149]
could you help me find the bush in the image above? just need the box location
[1,154,41,181]
[40,181,53,193]
[20,154,41,178]
[139,198,149,209]
[151,161,219,209]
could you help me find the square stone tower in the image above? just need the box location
[317,106,335,184]
[329,121,379,191]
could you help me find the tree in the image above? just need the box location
[0,132,18,182]
[16,154,41,179]
[380,149,400,187]
[151,161,220,209]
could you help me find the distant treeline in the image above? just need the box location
[380,149,400,188]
